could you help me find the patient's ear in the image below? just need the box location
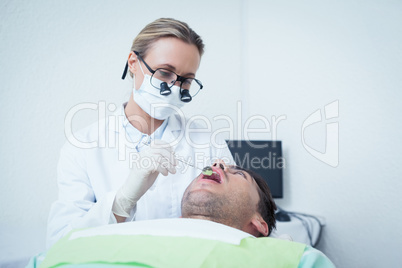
[247,214,268,237]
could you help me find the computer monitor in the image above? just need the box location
[226,140,284,198]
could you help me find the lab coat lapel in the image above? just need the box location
[162,114,187,154]
[109,106,135,160]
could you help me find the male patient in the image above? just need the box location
[182,159,276,237]
[29,160,334,268]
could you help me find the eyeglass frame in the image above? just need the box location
[132,51,203,96]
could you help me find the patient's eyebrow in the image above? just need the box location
[229,166,252,182]
[230,165,247,172]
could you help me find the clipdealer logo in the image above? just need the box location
[301,100,339,167]
[63,100,339,168]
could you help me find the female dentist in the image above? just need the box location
[46,18,234,247]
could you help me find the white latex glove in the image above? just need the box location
[112,140,177,218]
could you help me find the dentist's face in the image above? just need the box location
[129,37,201,90]
[181,160,261,230]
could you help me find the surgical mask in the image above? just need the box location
[133,74,186,120]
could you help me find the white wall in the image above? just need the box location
[246,1,402,266]
[0,0,401,267]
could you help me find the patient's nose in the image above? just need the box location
[212,159,227,170]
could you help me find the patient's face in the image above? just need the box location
[181,160,260,230]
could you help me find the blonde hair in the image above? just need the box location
[130,18,204,58]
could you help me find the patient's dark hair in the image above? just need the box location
[236,166,277,236]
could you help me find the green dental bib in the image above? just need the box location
[40,231,306,268]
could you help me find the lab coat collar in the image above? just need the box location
[113,103,185,148]
[115,103,171,135]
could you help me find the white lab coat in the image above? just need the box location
[46,105,234,248]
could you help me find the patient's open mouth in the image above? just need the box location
[202,171,222,183]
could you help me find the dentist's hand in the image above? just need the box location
[112,140,177,220]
